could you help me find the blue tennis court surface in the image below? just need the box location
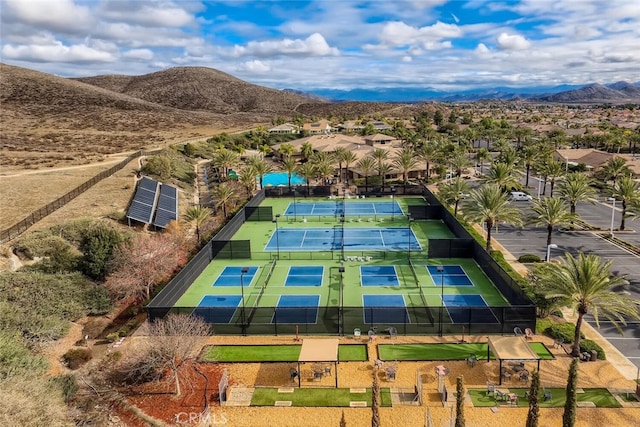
[360,266,399,286]
[195,295,242,323]
[272,295,320,324]
[285,266,324,286]
[213,266,259,286]
[427,265,473,286]
[284,201,403,216]
[363,295,409,324]
[265,227,421,251]
[442,295,499,324]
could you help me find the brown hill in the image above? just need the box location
[77,66,318,114]
[539,83,640,103]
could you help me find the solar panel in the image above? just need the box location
[153,184,178,228]
[126,177,159,224]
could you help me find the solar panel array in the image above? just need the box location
[126,177,159,225]
[153,184,178,228]
[126,177,178,229]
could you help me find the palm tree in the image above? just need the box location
[393,147,418,191]
[438,177,470,217]
[370,148,390,185]
[247,155,272,189]
[356,157,375,193]
[334,147,349,183]
[556,172,597,218]
[462,184,523,251]
[610,175,640,231]
[297,162,316,196]
[544,160,566,197]
[416,143,438,182]
[496,146,519,168]
[449,150,472,177]
[315,161,334,186]
[282,157,297,192]
[602,156,629,184]
[482,163,521,191]
[520,144,539,187]
[300,141,314,162]
[528,197,575,248]
[212,183,236,217]
[378,163,393,193]
[533,252,638,357]
[183,205,212,244]
[278,143,294,159]
[474,148,491,175]
[213,149,239,181]
[341,150,357,186]
[238,166,257,199]
[563,358,578,427]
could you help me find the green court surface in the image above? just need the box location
[250,387,393,407]
[467,388,621,408]
[377,342,554,361]
[201,344,368,362]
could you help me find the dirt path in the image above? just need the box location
[41,321,85,376]
[0,156,128,178]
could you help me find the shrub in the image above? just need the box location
[519,254,542,263]
[50,374,78,403]
[79,224,124,280]
[580,339,606,360]
[106,332,120,343]
[62,348,92,370]
[544,323,585,344]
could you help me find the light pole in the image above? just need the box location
[272,214,281,259]
[391,186,396,220]
[293,190,297,222]
[240,267,249,334]
[437,265,444,337]
[407,214,413,260]
[546,243,558,262]
[338,266,345,335]
[340,214,345,261]
[537,176,542,200]
[608,197,616,237]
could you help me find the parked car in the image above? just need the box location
[509,191,533,201]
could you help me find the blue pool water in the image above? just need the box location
[261,172,306,187]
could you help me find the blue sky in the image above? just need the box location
[2,0,639,91]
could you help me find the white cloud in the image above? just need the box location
[123,49,154,61]
[227,33,339,58]
[2,38,116,63]
[238,60,271,73]
[379,21,462,48]
[496,33,531,50]
[475,43,490,54]
[2,0,93,33]
[402,56,412,62]
[98,0,195,27]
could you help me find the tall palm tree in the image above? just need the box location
[610,175,640,231]
[393,147,418,191]
[449,151,472,177]
[183,205,212,244]
[297,162,316,196]
[528,197,575,248]
[556,172,597,217]
[247,155,272,189]
[212,183,236,218]
[300,141,314,162]
[282,157,297,192]
[356,157,376,193]
[438,177,470,217]
[213,149,239,181]
[416,143,437,183]
[544,160,566,197]
[533,252,638,357]
[315,161,334,186]
[462,184,523,251]
[520,144,539,187]
[341,150,357,186]
[370,148,390,185]
[278,143,294,159]
[474,148,491,175]
[496,146,519,168]
[238,166,257,199]
[334,147,349,183]
[378,163,393,193]
[603,156,630,185]
[482,163,521,191]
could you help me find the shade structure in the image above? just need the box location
[487,336,542,385]
[297,338,339,387]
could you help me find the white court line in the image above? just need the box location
[299,230,308,248]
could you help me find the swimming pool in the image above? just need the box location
[261,172,306,187]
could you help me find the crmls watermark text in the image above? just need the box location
[175,411,228,425]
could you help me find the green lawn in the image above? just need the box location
[467,388,621,408]
[201,344,368,362]
[250,387,392,407]
[377,342,554,361]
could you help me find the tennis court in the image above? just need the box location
[272,295,320,324]
[213,266,259,287]
[426,265,473,286]
[285,266,324,287]
[363,295,410,324]
[195,295,242,323]
[443,294,500,324]
[265,227,421,251]
[284,200,404,217]
[360,266,399,287]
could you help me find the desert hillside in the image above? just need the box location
[77,66,317,114]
